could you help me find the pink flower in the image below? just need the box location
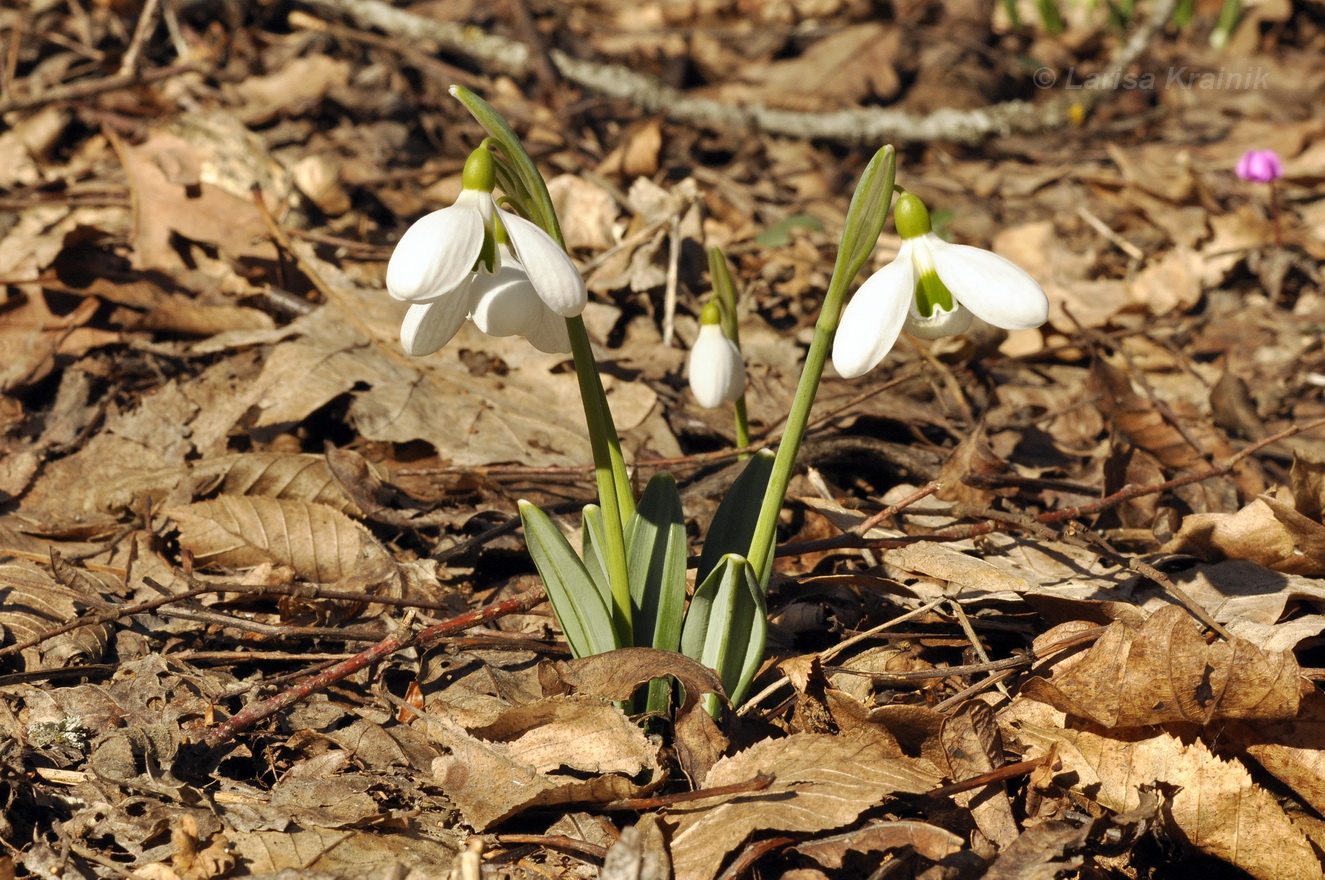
[1235,149,1283,183]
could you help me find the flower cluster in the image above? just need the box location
[831,193,1049,378]
[386,147,585,355]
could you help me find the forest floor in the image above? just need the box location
[3,1,1325,878]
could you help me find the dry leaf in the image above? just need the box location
[429,695,661,830]
[164,496,394,584]
[1021,606,1303,727]
[665,734,940,880]
[939,701,1018,848]
[1164,494,1325,576]
[1010,720,1321,880]
[793,820,964,869]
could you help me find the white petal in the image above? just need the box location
[400,287,472,356]
[927,239,1049,330]
[523,307,572,353]
[469,265,544,338]
[831,249,915,379]
[688,324,744,408]
[386,203,485,303]
[502,212,588,317]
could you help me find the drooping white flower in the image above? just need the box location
[687,302,745,408]
[832,193,1049,379]
[385,146,585,356]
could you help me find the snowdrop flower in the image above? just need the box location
[687,302,745,408]
[386,146,585,355]
[832,193,1048,379]
[1235,149,1283,184]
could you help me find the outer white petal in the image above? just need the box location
[386,198,486,303]
[831,247,915,379]
[522,306,572,353]
[501,211,588,317]
[400,285,473,356]
[688,324,744,408]
[469,264,544,338]
[927,238,1049,330]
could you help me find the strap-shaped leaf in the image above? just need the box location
[579,503,613,611]
[680,553,768,709]
[697,449,775,585]
[519,500,618,657]
[625,473,688,653]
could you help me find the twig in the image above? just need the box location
[118,0,163,76]
[200,586,546,748]
[0,61,200,114]
[600,773,773,810]
[1076,205,1145,260]
[299,0,1177,145]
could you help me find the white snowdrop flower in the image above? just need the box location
[687,302,745,408]
[386,146,585,356]
[832,192,1049,379]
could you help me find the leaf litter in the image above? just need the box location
[3,1,1325,879]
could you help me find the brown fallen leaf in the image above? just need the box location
[1008,718,1321,880]
[1021,605,1304,727]
[164,496,396,585]
[539,647,726,715]
[1164,492,1325,576]
[1223,690,1325,817]
[664,734,941,880]
[428,695,662,830]
[939,701,1019,849]
[793,820,965,869]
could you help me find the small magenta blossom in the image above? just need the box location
[832,193,1049,379]
[386,146,585,356]
[687,302,745,408]
[1235,149,1283,184]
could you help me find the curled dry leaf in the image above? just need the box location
[939,701,1018,848]
[428,695,661,830]
[665,734,940,880]
[793,820,965,869]
[1021,605,1304,727]
[164,496,395,585]
[0,559,111,670]
[1165,492,1325,576]
[539,647,726,715]
[1009,721,1320,880]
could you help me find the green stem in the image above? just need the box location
[708,246,751,455]
[567,316,633,643]
[744,146,896,588]
[742,284,842,587]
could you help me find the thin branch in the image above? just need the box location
[299,0,1178,145]
[200,586,546,748]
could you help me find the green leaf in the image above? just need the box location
[625,473,688,654]
[680,554,768,710]
[580,503,613,611]
[697,449,775,585]
[519,500,619,657]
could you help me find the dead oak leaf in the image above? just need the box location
[664,733,939,880]
[1021,605,1303,727]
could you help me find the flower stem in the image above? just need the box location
[567,315,634,643]
[744,146,896,587]
[708,246,751,454]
